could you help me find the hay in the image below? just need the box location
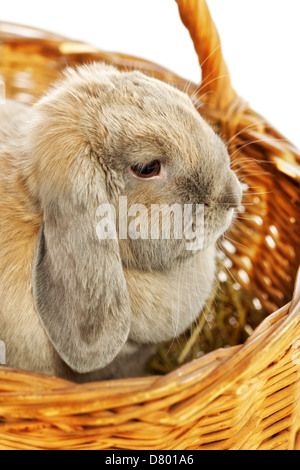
[147,259,267,375]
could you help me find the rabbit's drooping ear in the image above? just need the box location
[32,194,131,374]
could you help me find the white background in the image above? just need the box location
[1,0,300,149]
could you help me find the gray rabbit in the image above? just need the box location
[0,63,241,382]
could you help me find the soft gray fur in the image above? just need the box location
[0,63,241,382]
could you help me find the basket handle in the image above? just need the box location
[175,0,237,109]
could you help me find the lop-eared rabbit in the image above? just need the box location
[0,64,241,382]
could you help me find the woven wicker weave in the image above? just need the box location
[0,0,300,450]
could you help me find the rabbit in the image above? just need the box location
[0,63,242,383]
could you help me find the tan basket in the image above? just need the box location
[1,0,300,450]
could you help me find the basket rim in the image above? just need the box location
[0,267,299,407]
[0,20,70,41]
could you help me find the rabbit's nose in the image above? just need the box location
[219,172,242,210]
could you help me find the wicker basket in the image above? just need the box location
[1,0,300,450]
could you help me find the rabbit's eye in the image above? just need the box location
[130,160,161,178]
